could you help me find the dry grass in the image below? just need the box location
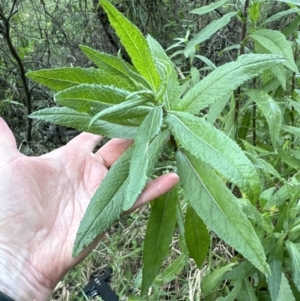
[49,204,235,301]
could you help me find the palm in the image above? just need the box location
[1,132,112,286]
[0,118,178,291]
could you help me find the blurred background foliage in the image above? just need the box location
[0,0,287,150]
[0,0,205,150]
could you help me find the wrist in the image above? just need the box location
[0,246,52,301]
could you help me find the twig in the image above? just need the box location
[0,1,32,141]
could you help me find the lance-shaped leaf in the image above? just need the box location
[54,84,150,127]
[145,130,170,175]
[88,97,150,128]
[98,106,150,127]
[282,124,300,137]
[222,261,257,281]
[184,204,209,268]
[141,186,178,295]
[286,240,300,291]
[100,0,161,90]
[54,84,130,114]
[80,45,151,90]
[276,272,296,301]
[80,45,132,71]
[277,147,300,170]
[123,107,163,211]
[216,279,243,301]
[262,8,300,26]
[73,129,169,256]
[176,54,284,114]
[166,111,261,201]
[288,98,300,116]
[238,279,257,301]
[146,35,180,110]
[207,93,231,124]
[238,198,274,234]
[29,107,137,139]
[282,15,300,38]
[246,90,282,149]
[155,253,187,284]
[184,12,236,57]
[27,67,134,92]
[73,146,134,257]
[267,234,284,301]
[248,1,260,25]
[270,64,286,90]
[276,0,300,6]
[176,150,270,276]
[201,263,237,295]
[191,0,230,15]
[250,29,298,73]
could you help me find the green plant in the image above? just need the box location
[27,0,300,299]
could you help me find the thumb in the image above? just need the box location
[0,118,17,151]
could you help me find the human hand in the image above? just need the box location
[0,118,179,300]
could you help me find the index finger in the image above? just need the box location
[96,138,133,167]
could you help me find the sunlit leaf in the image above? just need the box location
[27,67,134,91]
[248,1,261,25]
[100,0,161,90]
[80,44,152,90]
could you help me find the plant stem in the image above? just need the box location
[290,43,298,127]
[290,43,298,149]
[170,134,178,152]
[235,0,249,126]
[252,102,256,146]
